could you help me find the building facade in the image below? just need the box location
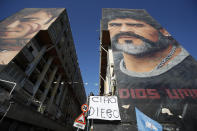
[0,8,86,131]
[98,8,197,131]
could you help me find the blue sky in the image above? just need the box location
[0,0,197,96]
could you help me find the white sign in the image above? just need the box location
[88,96,121,120]
[73,122,85,130]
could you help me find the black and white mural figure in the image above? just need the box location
[102,8,197,131]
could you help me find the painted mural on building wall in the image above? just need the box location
[0,8,64,65]
[102,8,197,130]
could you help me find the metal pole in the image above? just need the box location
[86,118,89,131]
[90,119,93,131]
[77,128,79,131]
[89,92,94,131]
[86,95,90,131]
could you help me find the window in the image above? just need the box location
[57,42,61,49]
[62,53,64,59]
[33,38,41,51]
[65,62,68,67]
[67,41,70,47]
[64,31,67,38]
[28,46,34,52]
[60,18,64,27]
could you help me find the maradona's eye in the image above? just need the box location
[126,23,144,27]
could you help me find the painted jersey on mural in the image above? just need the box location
[102,8,197,131]
[0,8,64,65]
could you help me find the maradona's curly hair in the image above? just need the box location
[102,8,162,30]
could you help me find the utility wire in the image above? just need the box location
[0,101,14,123]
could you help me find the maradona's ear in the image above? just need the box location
[159,28,171,37]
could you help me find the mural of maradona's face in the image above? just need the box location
[108,18,170,57]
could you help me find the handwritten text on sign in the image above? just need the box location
[88,96,121,120]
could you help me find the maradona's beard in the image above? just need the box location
[111,32,171,57]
